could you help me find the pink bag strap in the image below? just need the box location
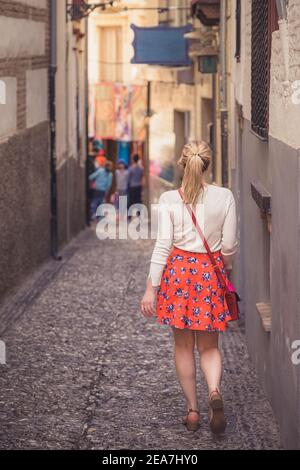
[178,188,228,291]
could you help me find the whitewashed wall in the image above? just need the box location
[234,0,300,150]
[0,1,48,140]
[18,0,47,7]
[0,78,17,137]
[26,69,48,128]
[0,17,46,59]
[269,0,300,149]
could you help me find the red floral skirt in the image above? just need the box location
[156,246,232,332]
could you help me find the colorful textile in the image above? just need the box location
[94,83,115,140]
[156,246,232,332]
[92,83,147,142]
[115,84,132,142]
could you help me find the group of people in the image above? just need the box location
[88,141,144,220]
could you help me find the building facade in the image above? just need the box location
[141,0,223,201]
[0,0,87,300]
[0,0,51,299]
[88,0,224,204]
[88,0,155,207]
[54,1,88,250]
[227,0,300,449]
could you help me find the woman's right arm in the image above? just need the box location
[221,190,239,272]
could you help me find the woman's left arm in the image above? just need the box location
[221,191,239,271]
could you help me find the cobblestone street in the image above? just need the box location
[0,228,282,450]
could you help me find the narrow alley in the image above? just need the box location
[0,229,281,450]
[1,0,300,453]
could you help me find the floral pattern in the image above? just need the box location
[156,247,232,332]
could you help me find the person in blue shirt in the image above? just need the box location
[89,161,113,219]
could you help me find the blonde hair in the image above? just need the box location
[178,141,212,207]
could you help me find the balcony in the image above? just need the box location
[191,0,220,26]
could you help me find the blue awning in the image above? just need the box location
[131,24,193,66]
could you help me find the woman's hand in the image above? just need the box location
[141,280,157,317]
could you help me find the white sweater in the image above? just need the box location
[148,184,239,287]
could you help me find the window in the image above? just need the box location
[158,0,172,25]
[251,0,278,140]
[98,27,123,82]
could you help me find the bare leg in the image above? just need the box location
[196,331,226,433]
[172,328,198,416]
[196,331,222,394]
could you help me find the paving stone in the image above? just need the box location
[0,228,282,450]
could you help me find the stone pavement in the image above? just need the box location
[0,228,282,450]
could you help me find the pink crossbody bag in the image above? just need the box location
[178,189,240,321]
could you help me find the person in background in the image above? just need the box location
[128,154,144,209]
[87,139,97,220]
[115,160,129,219]
[95,149,107,169]
[92,139,107,168]
[89,160,113,219]
[93,138,104,154]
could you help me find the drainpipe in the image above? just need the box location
[212,73,217,182]
[85,16,90,226]
[66,20,71,243]
[49,0,60,259]
[220,0,228,187]
[144,80,151,212]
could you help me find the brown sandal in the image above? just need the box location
[208,390,226,434]
[182,409,200,432]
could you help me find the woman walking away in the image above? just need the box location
[141,141,239,434]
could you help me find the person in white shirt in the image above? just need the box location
[141,141,239,434]
[115,160,129,219]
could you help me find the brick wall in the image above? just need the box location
[0,0,51,299]
[0,0,49,136]
[0,0,88,299]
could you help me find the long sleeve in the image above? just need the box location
[148,193,174,287]
[127,167,132,188]
[107,172,113,192]
[221,191,239,268]
[89,168,100,181]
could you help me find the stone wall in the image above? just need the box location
[230,0,300,449]
[0,0,87,300]
[269,0,300,149]
[0,0,50,299]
